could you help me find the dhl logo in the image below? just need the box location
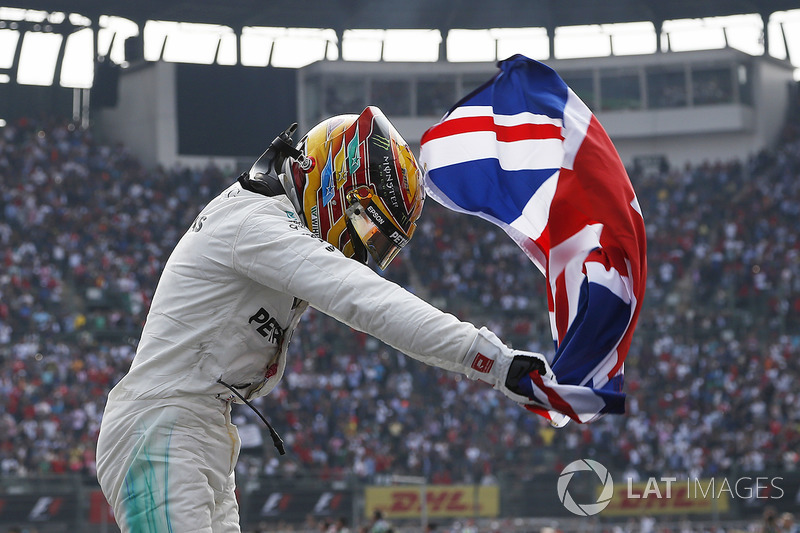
[387,490,472,513]
[365,485,499,518]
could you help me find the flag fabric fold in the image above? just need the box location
[419,54,647,425]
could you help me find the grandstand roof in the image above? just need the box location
[4,0,800,32]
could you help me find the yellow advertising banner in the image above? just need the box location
[603,479,730,516]
[365,485,499,519]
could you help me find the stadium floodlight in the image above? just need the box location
[382,29,440,62]
[241,26,337,68]
[555,25,612,59]
[269,28,337,68]
[663,19,727,52]
[447,29,496,62]
[216,31,237,65]
[771,10,800,68]
[240,26,276,67]
[493,27,550,61]
[271,34,327,68]
[96,16,138,65]
[342,29,384,62]
[713,14,764,56]
[143,20,235,65]
[0,6,40,22]
[17,30,61,86]
[603,22,658,56]
[60,27,93,88]
[0,28,19,68]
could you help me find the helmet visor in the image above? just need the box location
[345,187,415,270]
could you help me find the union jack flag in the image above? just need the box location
[420,55,647,424]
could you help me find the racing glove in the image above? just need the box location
[463,327,556,407]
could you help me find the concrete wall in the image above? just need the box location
[94,61,238,171]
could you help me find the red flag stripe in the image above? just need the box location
[421,116,563,144]
[528,371,580,421]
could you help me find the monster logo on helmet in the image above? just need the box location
[287,106,424,270]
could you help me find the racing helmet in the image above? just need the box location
[287,106,424,270]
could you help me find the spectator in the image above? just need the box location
[369,510,391,533]
[780,513,798,533]
[1,112,800,486]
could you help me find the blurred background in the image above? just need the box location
[1,1,800,532]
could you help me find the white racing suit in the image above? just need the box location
[96,179,508,532]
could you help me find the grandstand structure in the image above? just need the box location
[1,1,799,169]
[296,49,795,167]
[2,1,800,532]
[81,46,798,169]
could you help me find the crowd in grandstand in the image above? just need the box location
[0,111,799,509]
